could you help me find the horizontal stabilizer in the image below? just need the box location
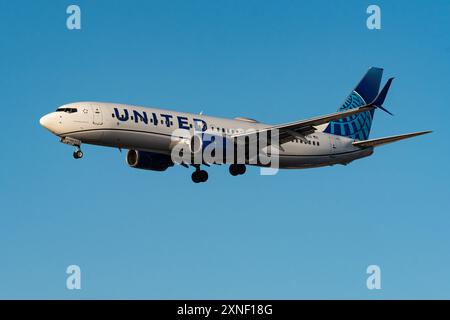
[352,130,432,148]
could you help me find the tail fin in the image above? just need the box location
[323,67,383,140]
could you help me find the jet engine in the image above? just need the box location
[126,150,174,171]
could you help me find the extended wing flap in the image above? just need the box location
[352,130,432,148]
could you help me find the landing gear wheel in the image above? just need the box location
[73,150,83,159]
[229,164,246,176]
[199,170,208,182]
[237,164,246,175]
[191,171,200,183]
[229,164,239,176]
[192,169,208,183]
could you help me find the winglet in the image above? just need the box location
[371,77,394,115]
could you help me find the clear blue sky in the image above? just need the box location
[0,0,449,299]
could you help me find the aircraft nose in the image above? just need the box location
[39,113,58,133]
[39,114,51,128]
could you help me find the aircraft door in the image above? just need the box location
[91,105,103,125]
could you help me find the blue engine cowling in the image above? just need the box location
[126,150,174,171]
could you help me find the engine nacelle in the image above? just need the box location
[126,150,174,171]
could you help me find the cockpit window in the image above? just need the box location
[56,107,78,113]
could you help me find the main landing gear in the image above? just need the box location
[229,164,246,176]
[190,164,246,183]
[191,167,208,183]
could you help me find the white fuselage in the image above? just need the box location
[40,102,374,168]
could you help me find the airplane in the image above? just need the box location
[40,67,431,183]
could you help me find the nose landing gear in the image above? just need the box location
[73,148,84,159]
[60,137,84,159]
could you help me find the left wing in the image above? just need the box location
[231,105,376,145]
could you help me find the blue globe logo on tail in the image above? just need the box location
[323,91,374,140]
[323,67,383,141]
